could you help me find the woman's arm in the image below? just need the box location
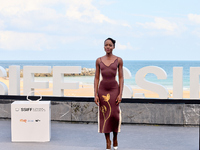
[116,57,124,105]
[94,58,100,106]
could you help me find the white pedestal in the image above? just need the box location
[11,101,51,142]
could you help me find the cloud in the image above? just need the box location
[122,23,132,28]
[191,28,200,37]
[0,31,82,51]
[65,0,114,23]
[0,0,117,36]
[0,31,47,51]
[0,19,5,29]
[137,17,178,31]
[187,14,200,37]
[0,0,114,24]
[132,14,154,18]
[0,0,64,32]
[0,0,121,45]
[0,0,44,16]
[98,0,116,5]
[117,42,136,50]
[0,0,121,52]
[188,14,200,24]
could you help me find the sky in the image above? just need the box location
[0,0,200,60]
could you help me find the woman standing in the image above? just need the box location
[94,38,124,150]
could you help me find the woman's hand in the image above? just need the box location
[94,95,99,106]
[116,94,122,105]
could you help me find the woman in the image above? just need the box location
[94,38,124,150]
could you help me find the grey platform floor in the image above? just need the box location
[0,119,198,150]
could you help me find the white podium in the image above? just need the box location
[11,101,51,142]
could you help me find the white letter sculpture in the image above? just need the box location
[135,66,168,99]
[0,66,8,95]
[23,66,51,95]
[53,66,81,96]
[122,67,133,98]
[190,67,200,99]
[173,67,183,99]
[9,65,20,95]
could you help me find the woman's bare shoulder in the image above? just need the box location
[96,57,100,61]
[96,57,102,64]
[117,56,123,63]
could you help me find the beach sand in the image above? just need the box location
[0,77,195,99]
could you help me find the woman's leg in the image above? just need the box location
[105,133,111,149]
[113,132,118,147]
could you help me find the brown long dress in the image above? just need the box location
[98,57,121,133]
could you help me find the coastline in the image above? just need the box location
[5,68,95,77]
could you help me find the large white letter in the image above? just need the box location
[23,66,51,95]
[9,65,20,95]
[0,66,8,95]
[190,67,200,99]
[122,67,133,98]
[173,67,183,99]
[53,66,81,96]
[135,66,168,99]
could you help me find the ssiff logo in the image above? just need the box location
[15,108,19,112]
[21,108,46,112]
[20,119,27,123]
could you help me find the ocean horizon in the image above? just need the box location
[1,60,200,90]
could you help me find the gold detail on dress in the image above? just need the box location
[101,93,111,133]
[101,105,107,113]
[102,93,110,102]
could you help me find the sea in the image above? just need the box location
[1,60,200,90]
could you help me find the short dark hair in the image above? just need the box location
[104,38,116,47]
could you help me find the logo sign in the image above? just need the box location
[21,108,46,112]
[20,119,41,123]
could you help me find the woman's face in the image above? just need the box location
[104,40,115,54]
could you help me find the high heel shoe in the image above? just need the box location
[113,146,118,150]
